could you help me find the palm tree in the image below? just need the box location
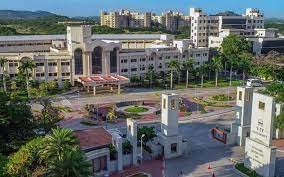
[0,57,8,91]
[18,59,36,89]
[212,56,223,87]
[183,58,195,88]
[239,52,252,85]
[167,60,180,89]
[106,106,117,123]
[45,149,91,177]
[197,64,208,88]
[227,56,238,86]
[40,128,78,161]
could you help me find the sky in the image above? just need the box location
[1,0,283,18]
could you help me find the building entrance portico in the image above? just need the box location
[78,75,130,95]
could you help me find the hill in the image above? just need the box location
[0,10,60,20]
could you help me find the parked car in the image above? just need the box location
[246,79,263,87]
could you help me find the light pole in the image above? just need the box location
[140,134,145,164]
[77,90,80,108]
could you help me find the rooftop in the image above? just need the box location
[0,34,171,42]
[74,127,112,152]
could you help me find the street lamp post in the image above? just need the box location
[140,134,145,164]
[77,90,80,108]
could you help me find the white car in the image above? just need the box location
[246,79,263,87]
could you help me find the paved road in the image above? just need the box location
[166,113,243,177]
[53,87,236,109]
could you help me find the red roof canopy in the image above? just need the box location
[78,75,129,86]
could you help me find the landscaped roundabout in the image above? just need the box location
[117,105,157,116]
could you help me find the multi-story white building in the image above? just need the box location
[0,25,209,92]
[100,9,152,28]
[190,8,264,47]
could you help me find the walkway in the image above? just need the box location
[110,159,163,177]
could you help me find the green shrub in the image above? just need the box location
[122,140,132,155]
[108,144,117,161]
[235,163,261,177]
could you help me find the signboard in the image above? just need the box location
[244,138,276,177]
[211,128,227,144]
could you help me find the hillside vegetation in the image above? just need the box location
[265,19,284,35]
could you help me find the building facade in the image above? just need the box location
[0,25,209,88]
[190,8,264,47]
[100,9,152,29]
[152,11,191,32]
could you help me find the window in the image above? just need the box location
[110,48,118,73]
[121,69,128,73]
[171,143,177,153]
[61,62,70,66]
[259,101,265,110]
[74,48,83,75]
[239,91,243,100]
[36,63,44,66]
[48,62,57,66]
[131,68,137,72]
[171,99,175,110]
[246,93,251,102]
[92,47,103,74]
[163,98,166,109]
[131,59,137,62]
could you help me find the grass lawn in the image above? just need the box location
[125,106,149,113]
[175,79,244,89]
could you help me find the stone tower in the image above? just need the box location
[158,93,183,159]
[161,93,179,136]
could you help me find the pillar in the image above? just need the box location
[114,136,123,171]
[126,119,137,165]
[87,86,90,93]
[57,59,62,88]
[93,86,96,96]
[117,83,121,95]
[102,51,110,75]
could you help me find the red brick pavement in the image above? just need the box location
[273,139,284,151]
[110,159,163,177]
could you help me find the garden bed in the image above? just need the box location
[235,163,261,177]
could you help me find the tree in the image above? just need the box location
[36,98,63,134]
[0,91,35,155]
[183,58,195,88]
[221,34,251,86]
[0,154,8,177]
[137,126,156,144]
[239,52,253,84]
[197,64,208,88]
[106,106,117,123]
[274,112,284,129]
[5,137,46,177]
[168,60,180,89]
[0,58,8,92]
[212,56,223,87]
[18,59,36,89]
[45,149,91,177]
[63,80,72,91]
[122,140,133,154]
[40,128,78,161]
